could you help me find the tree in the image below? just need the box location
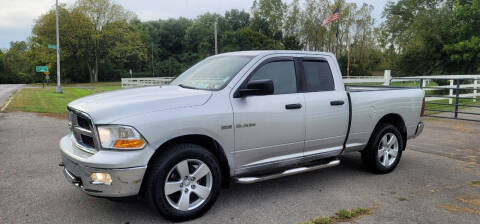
[443,0,480,73]
[378,0,454,75]
[75,0,135,82]
[251,0,287,46]
[222,28,276,52]
[224,9,250,31]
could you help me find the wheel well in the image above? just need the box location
[375,114,407,150]
[144,135,231,191]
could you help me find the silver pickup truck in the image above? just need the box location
[59,50,424,221]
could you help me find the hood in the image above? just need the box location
[68,85,212,124]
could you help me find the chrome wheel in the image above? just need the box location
[164,159,213,211]
[377,133,399,167]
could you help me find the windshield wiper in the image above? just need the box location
[178,84,199,90]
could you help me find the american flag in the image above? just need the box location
[322,7,340,27]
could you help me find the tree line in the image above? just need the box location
[0,0,479,84]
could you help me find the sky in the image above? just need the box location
[0,0,391,49]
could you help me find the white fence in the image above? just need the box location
[344,72,480,103]
[121,77,174,88]
[122,74,479,103]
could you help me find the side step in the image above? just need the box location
[235,159,340,184]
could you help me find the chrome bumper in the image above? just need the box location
[61,157,146,197]
[59,134,148,197]
[414,122,424,137]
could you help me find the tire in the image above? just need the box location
[361,123,404,174]
[144,143,222,222]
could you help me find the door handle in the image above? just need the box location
[330,100,345,106]
[285,104,302,110]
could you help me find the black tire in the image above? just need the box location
[144,143,222,222]
[361,123,404,174]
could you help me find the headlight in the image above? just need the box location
[97,125,146,150]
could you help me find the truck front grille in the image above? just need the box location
[68,108,98,153]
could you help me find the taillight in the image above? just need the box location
[420,98,425,117]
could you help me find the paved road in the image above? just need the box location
[0,113,479,223]
[0,84,24,109]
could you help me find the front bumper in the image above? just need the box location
[59,134,148,197]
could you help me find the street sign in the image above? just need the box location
[44,71,50,76]
[48,44,57,49]
[36,66,49,72]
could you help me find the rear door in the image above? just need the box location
[299,58,349,157]
[231,57,305,170]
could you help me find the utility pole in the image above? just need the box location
[214,22,218,54]
[152,42,154,77]
[55,0,62,93]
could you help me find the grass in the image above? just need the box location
[469,181,480,186]
[298,207,374,224]
[424,98,480,116]
[6,82,121,115]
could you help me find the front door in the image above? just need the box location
[231,58,305,171]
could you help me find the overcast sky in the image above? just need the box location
[0,0,391,49]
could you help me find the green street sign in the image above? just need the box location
[36,66,48,72]
[48,44,57,49]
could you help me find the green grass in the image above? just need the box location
[27,81,121,88]
[424,98,480,116]
[6,83,121,115]
[469,181,480,186]
[299,207,373,224]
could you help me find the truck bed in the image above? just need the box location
[343,85,424,153]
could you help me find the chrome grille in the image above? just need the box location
[68,108,98,153]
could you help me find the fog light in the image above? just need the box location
[90,172,112,185]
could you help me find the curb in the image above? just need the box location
[0,89,20,112]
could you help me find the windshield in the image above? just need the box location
[171,55,253,90]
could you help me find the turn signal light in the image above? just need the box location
[113,139,145,149]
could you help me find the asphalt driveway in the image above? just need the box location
[0,112,479,223]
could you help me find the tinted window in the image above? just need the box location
[250,61,297,94]
[303,60,335,91]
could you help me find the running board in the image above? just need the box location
[235,159,340,184]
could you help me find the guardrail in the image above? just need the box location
[121,77,174,88]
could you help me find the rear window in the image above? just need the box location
[303,60,335,92]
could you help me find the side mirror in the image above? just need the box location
[236,79,274,97]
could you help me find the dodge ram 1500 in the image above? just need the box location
[59,50,424,221]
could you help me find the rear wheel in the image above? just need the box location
[362,123,404,174]
[144,143,222,222]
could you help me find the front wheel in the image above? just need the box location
[144,143,222,222]
[362,123,404,174]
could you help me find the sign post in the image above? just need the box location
[44,72,50,86]
[36,66,49,88]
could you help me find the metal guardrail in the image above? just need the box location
[121,77,174,88]
[392,77,480,122]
